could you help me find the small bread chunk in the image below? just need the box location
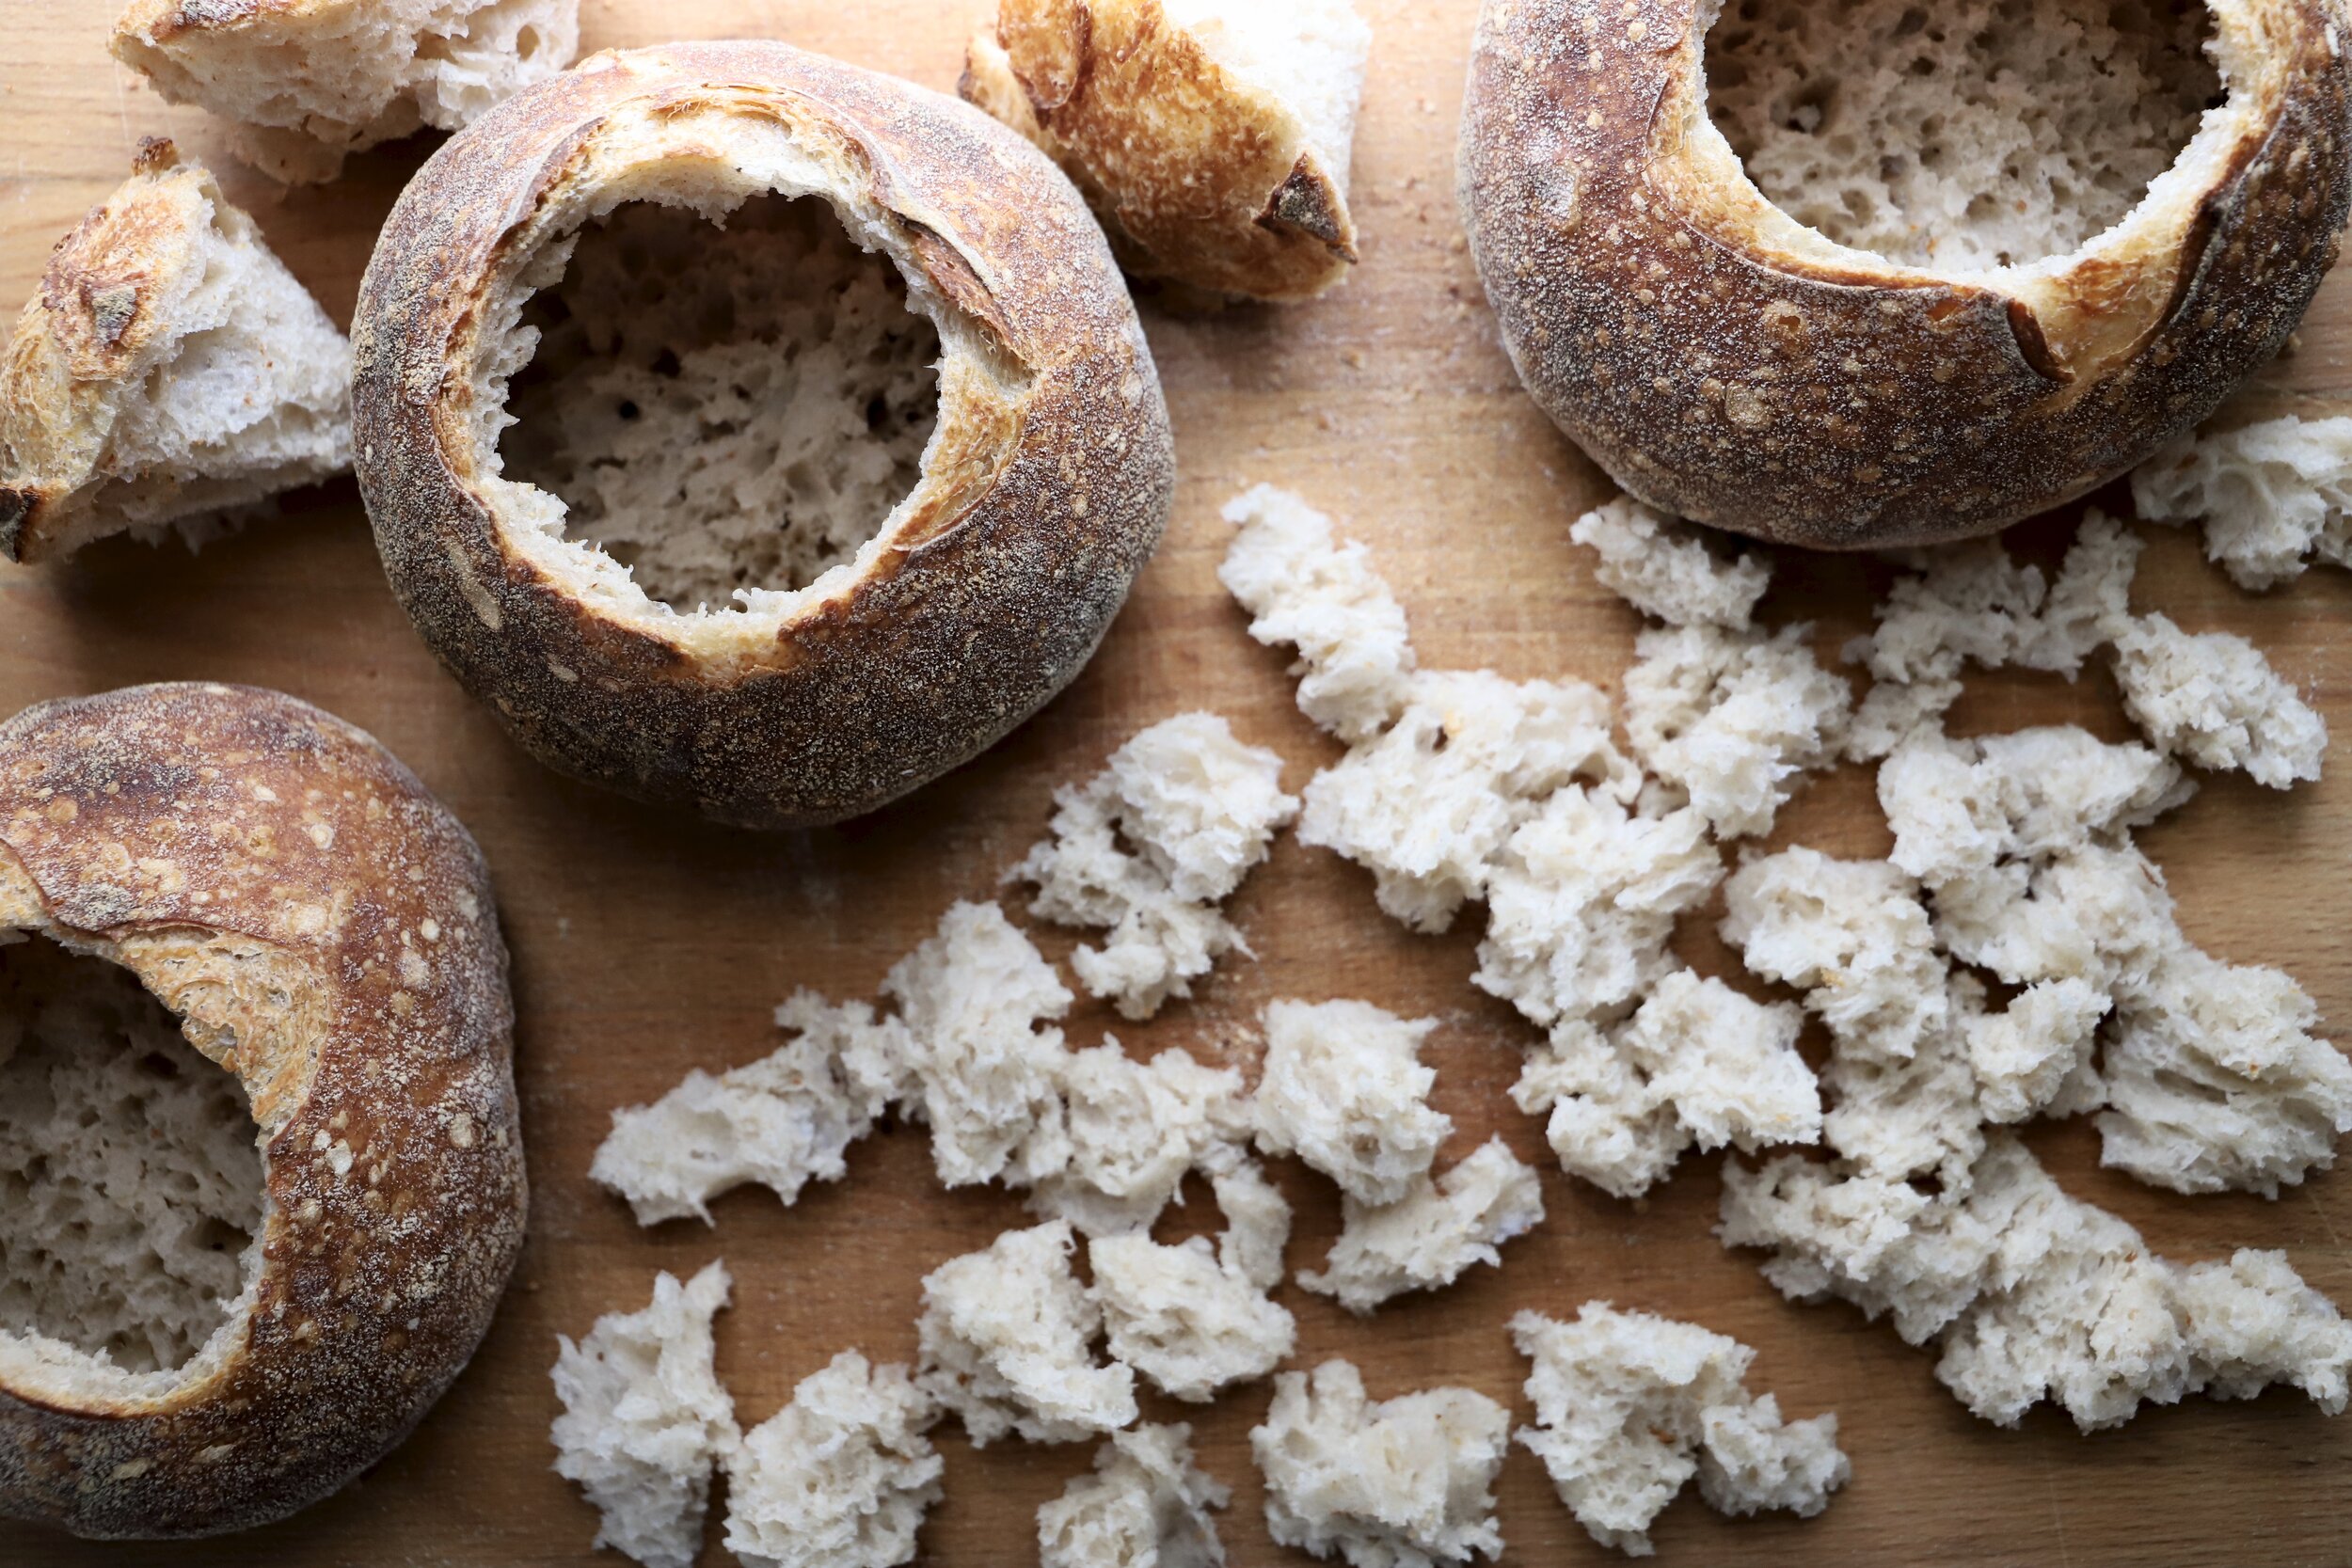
[1964,978,2112,1124]
[1298,1137,1545,1314]
[113,0,580,183]
[1040,1424,1231,1568]
[1930,842,2181,994]
[877,901,1074,1189]
[1,141,351,564]
[1016,713,1297,1019]
[589,992,902,1226]
[1721,848,1947,1060]
[1876,727,2191,888]
[1569,497,1772,630]
[1252,1359,1509,1568]
[915,1220,1137,1446]
[1253,999,1451,1205]
[964,0,1371,301]
[2132,413,2352,590]
[1220,485,1416,743]
[1473,786,1723,1029]
[2110,612,2328,788]
[1511,1303,1848,1557]
[550,1262,739,1568]
[725,1351,943,1568]
[1092,1232,1297,1402]
[1302,669,1635,932]
[1818,982,1989,1189]
[1513,972,1820,1199]
[1622,625,1851,840]
[1210,1159,1295,1291]
[1029,1043,1250,1237]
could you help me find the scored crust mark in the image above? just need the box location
[500,195,943,611]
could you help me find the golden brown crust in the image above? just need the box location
[352,41,1175,829]
[964,0,1359,301]
[1459,0,2352,548]
[0,683,523,1540]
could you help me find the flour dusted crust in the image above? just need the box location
[0,683,522,1539]
[962,0,1371,301]
[1460,0,2352,546]
[353,41,1173,829]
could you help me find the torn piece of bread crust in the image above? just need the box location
[0,683,523,1539]
[962,0,1372,301]
[1460,0,2352,547]
[0,140,351,565]
[353,41,1174,829]
[112,0,581,184]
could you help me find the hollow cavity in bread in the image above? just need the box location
[1039,1423,1230,1568]
[725,1349,943,1568]
[0,936,262,1379]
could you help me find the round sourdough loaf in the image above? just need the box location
[353,41,1175,830]
[1459,0,2352,548]
[0,683,523,1540]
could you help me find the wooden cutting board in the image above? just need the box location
[6,3,2351,1563]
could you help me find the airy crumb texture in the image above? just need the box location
[1091,1230,1297,1401]
[1963,976,2111,1124]
[0,936,262,1376]
[589,991,902,1226]
[1512,1303,1849,1557]
[915,1220,1137,1446]
[1252,1359,1510,1568]
[1570,497,1773,629]
[0,145,352,563]
[113,0,580,183]
[550,1261,739,1568]
[501,195,941,613]
[1722,1135,2352,1431]
[1703,0,2217,269]
[1039,1423,1231,1568]
[1253,998,1451,1205]
[1016,712,1298,1019]
[2110,611,2328,788]
[726,1350,944,1568]
[1298,1137,1546,1314]
[1221,484,1417,743]
[1722,847,1948,1059]
[1029,1043,1250,1237]
[2132,412,2352,590]
[878,901,1074,1190]
[1622,625,1851,840]
[1512,971,1820,1199]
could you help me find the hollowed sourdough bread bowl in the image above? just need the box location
[0,683,522,1539]
[353,41,1176,830]
[1460,0,2352,548]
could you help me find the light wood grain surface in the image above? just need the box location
[6,3,2352,1563]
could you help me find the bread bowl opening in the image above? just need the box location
[0,935,263,1376]
[1703,0,2223,270]
[499,194,944,614]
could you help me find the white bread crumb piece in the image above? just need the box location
[1092,1232,1297,1402]
[1473,786,1723,1029]
[1029,1044,1249,1237]
[1253,999,1451,1205]
[1569,497,1772,629]
[877,901,1073,1189]
[1252,1359,1509,1568]
[1965,978,2112,1123]
[2097,947,2352,1196]
[1299,1137,1545,1313]
[1210,1159,1295,1291]
[1513,973,1820,1199]
[915,1220,1136,1446]
[1931,843,2179,993]
[2110,611,2328,788]
[1016,713,1297,1019]
[2131,413,2352,590]
[1040,1423,1231,1568]
[551,1261,739,1568]
[1511,1303,1847,1557]
[1818,980,1986,1188]
[1843,674,1964,763]
[725,1351,943,1568]
[1877,727,2191,888]
[589,992,900,1226]
[1622,624,1851,840]
[1220,485,1416,742]
[1721,847,1947,1059]
[1301,669,1634,932]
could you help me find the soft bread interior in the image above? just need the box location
[1701,0,2223,271]
[1161,0,1373,198]
[0,934,264,1384]
[500,196,942,613]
